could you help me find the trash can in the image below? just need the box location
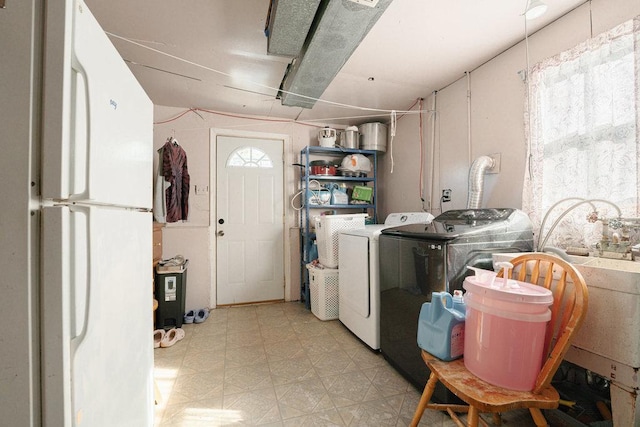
[155,259,188,329]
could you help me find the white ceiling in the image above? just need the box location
[85,0,585,125]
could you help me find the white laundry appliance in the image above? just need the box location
[338,212,434,350]
[2,1,154,426]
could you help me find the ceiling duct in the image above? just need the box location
[279,0,394,109]
[266,0,322,57]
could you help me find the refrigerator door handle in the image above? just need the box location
[41,206,73,425]
[69,205,93,348]
[68,52,92,202]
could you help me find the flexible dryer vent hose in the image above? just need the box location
[466,155,495,209]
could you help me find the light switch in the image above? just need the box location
[195,185,209,195]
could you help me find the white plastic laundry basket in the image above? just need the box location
[307,264,339,320]
[315,213,367,268]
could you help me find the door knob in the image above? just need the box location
[217,230,224,237]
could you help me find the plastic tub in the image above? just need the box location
[307,264,339,321]
[463,274,553,391]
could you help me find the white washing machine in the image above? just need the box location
[338,212,434,350]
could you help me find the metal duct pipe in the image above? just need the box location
[279,0,394,108]
[266,0,322,56]
[466,155,495,209]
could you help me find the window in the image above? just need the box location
[226,146,273,168]
[523,17,640,249]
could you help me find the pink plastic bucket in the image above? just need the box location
[463,275,553,391]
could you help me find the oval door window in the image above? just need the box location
[226,146,273,168]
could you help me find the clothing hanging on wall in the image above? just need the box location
[156,137,190,223]
[153,145,169,223]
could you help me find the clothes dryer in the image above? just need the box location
[338,212,434,350]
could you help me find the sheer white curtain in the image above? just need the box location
[523,17,640,249]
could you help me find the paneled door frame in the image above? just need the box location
[209,128,293,308]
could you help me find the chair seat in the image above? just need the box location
[423,350,560,413]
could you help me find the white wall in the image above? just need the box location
[156,0,640,310]
[376,111,428,216]
[378,0,640,219]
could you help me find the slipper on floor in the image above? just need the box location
[160,328,179,348]
[175,328,185,341]
[183,310,195,324]
[153,329,165,349]
[194,308,210,324]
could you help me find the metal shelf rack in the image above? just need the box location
[298,146,377,308]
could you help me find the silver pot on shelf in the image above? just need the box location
[340,126,359,149]
[358,122,387,152]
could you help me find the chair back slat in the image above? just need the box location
[542,262,556,290]
[499,253,588,395]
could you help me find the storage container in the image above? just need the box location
[351,185,373,202]
[341,126,359,149]
[315,213,367,267]
[358,122,387,152]
[463,269,553,391]
[307,264,339,320]
[417,291,466,361]
[306,188,331,206]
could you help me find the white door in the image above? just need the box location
[216,136,284,305]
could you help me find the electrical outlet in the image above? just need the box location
[487,153,501,174]
[195,185,209,195]
[442,189,452,202]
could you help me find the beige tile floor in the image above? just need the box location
[153,302,536,426]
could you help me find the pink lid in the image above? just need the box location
[463,276,553,305]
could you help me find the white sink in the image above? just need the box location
[565,255,640,367]
[565,255,640,426]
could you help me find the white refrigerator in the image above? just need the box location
[1,0,154,426]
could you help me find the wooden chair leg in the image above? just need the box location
[468,406,480,427]
[446,408,467,427]
[492,413,502,426]
[410,372,438,427]
[529,408,548,427]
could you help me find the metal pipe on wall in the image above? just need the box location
[466,71,472,168]
[430,91,437,212]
